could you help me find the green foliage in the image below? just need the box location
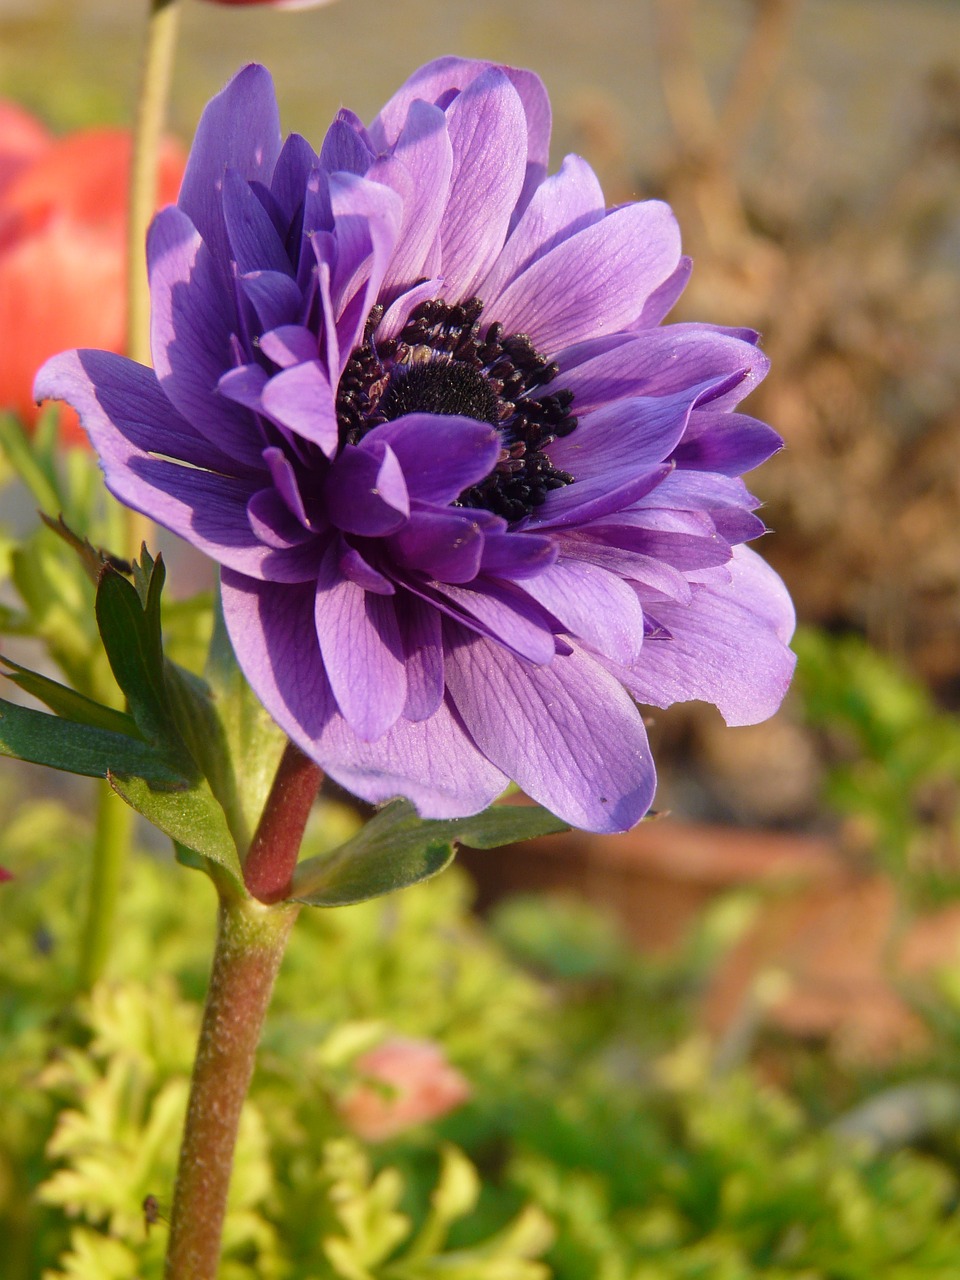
[793,627,960,898]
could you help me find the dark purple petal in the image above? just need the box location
[445,627,656,833]
[673,408,783,475]
[178,64,282,282]
[388,508,485,583]
[238,270,303,332]
[480,529,558,579]
[319,116,375,175]
[422,578,557,665]
[35,349,249,477]
[323,442,410,534]
[147,206,266,470]
[314,545,407,740]
[222,166,293,276]
[247,487,314,548]
[361,415,501,505]
[614,546,796,725]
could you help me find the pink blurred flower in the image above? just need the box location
[338,1037,472,1142]
[0,102,184,443]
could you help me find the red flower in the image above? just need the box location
[0,103,184,443]
[338,1038,472,1143]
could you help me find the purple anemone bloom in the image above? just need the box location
[36,58,795,833]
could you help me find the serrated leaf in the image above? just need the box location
[0,698,184,784]
[1,657,141,738]
[108,772,241,878]
[292,800,567,908]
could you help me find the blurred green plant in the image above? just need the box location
[5,768,960,1279]
[793,627,960,901]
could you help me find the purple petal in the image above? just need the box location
[480,154,605,305]
[259,325,318,368]
[247,487,313,548]
[426,579,557,664]
[339,543,395,595]
[549,388,699,483]
[490,201,682,353]
[615,545,796,725]
[220,573,508,817]
[480,529,558,579]
[324,442,410,535]
[328,172,403,361]
[445,627,656,833]
[437,67,530,299]
[559,325,769,415]
[389,508,485,583]
[221,167,292,277]
[633,255,692,327]
[35,349,250,478]
[269,131,319,228]
[315,546,407,740]
[519,557,646,663]
[238,271,303,333]
[178,64,282,281]
[401,597,445,720]
[319,116,375,176]
[674,408,783,475]
[147,206,265,471]
[369,100,452,297]
[361,415,501,505]
[260,360,338,454]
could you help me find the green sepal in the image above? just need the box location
[0,656,141,738]
[108,772,242,881]
[292,798,568,907]
[0,697,185,784]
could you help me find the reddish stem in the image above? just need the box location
[165,892,298,1279]
[242,740,323,903]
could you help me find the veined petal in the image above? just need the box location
[520,557,646,663]
[445,627,656,833]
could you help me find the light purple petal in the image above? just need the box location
[314,545,407,740]
[445,627,656,833]
[479,154,605,306]
[519,557,646,663]
[491,201,682,353]
[220,573,508,817]
[615,545,796,725]
[260,360,339,454]
[549,387,699,483]
[437,67,529,299]
[674,408,783,475]
[633,255,692,327]
[178,64,282,281]
[259,325,318,368]
[400,597,445,721]
[416,578,557,665]
[369,100,452,297]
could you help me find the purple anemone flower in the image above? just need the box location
[36,58,795,833]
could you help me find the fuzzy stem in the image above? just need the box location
[126,0,181,557]
[77,783,131,988]
[165,890,299,1280]
[243,740,323,903]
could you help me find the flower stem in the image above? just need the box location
[243,740,323,903]
[77,783,131,988]
[126,0,181,556]
[165,890,299,1280]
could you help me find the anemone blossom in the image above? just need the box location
[36,58,795,832]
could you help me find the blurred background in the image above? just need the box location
[3,2,960,1276]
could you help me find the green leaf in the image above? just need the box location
[0,698,184,784]
[1,657,141,738]
[94,556,188,760]
[292,799,568,908]
[108,772,241,878]
[0,411,62,515]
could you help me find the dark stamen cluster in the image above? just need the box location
[335,296,578,522]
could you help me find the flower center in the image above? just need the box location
[335,296,578,522]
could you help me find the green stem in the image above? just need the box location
[126,0,181,557]
[165,891,299,1279]
[165,743,318,1276]
[78,785,132,988]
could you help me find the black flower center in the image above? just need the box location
[335,296,578,522]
